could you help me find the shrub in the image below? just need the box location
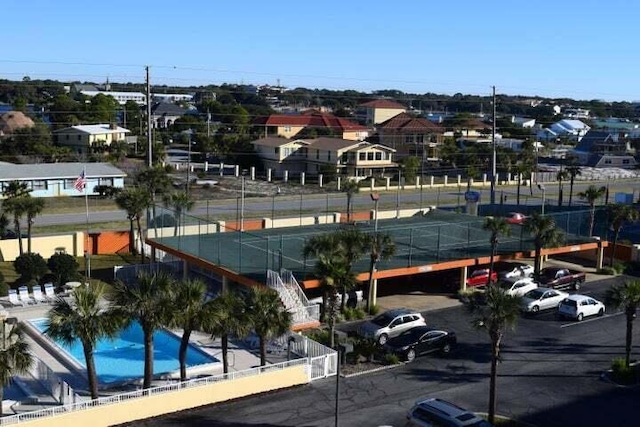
[0,282,8,297]
[352,337,377,362]
[613,263,626,274]
[14,253,48,283]
[343,307,366,321]
[597,267,616,275]
[611,358,638,385]
[368,304,381,316]
[47,253,80,286]
[383,353,401,365]
[304,329,331,346]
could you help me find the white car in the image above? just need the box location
[521,288,569,313]
[358,308,426,345]
[406,398,492,427]
[498,277,538,297]
[500,263,534,279]
[558,294,605,321]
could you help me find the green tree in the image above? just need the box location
[0,214,8,239]
[467,285,521,424]
[524,213,564,275]
[578,185,607,236]
[87,93,120,123]
[47,253,79,286]
[334,228,368,311]
[204,290,250,374]
[23,197,45,253]
[556,169,569,207]
[109,272,173,389]
[303,233,340,319]
[607,204,639,267]
[115,187,152,261]
[366,233,396,313]
[13,252,48,284]
[605,280,640,368]
[162,192,195,237]
[483,217,511,286]
[136,165,171,221]
[566,163,582,207]
[0,323,32,415]
[1,181,30,255]
[247,287,292,366]
[399,156,420,183]
[45,284,122,399]
[341,179,359,223]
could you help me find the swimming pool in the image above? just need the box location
[30,319,218,385]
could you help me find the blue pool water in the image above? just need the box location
[30,319,217,384]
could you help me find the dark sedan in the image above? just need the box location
[383,326,456,362]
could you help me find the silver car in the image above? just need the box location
[358,308,426,345]
[521,288,569,313]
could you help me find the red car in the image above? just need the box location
[466,268,498,287]
[506,212,527,225]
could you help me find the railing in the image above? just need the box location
[280,269,310,306]
[28,357,80,405]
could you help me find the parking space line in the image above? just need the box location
[559,311,624,328]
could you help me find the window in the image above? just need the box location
[99,178,113,186]
[623,159,630,164]
[32,180,47,191]
[275,147,279,154]
[604,159,612,164]
[341,153,348,163]
[415,134,424,144]
[283,126,291,132]
[405,135,413,143]
[316,150,320,159]
[359,152,366,161]
[64,179,76,189]
[77,135,81,141]
[328,152,331,161]
[367,152,374,161]
[375,152,382,160]
[66,135,70,140]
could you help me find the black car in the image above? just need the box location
[383,326,456,362]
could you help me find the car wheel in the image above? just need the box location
[577,313,584,321]
[532,305,540,313]
[441,343,451,355]
[377,334,388,346]
[598,308,604,317]
[573,281,581,291]
[406,349,416,362]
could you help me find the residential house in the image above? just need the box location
[510,116,536,128]
[251,137,395,178]
[0,111,34,136]
[53,124,130,154]
[571,130,637,169]
[443,118,491,139]
[256,110,370,141]
[151,93,194,103]
[357,100,406,126]
[592,118,639,133]
[151,102,188,129]
[377,112,445,160]
[563,108,590,119]
[0,162,126,198]
[537,119,590,142]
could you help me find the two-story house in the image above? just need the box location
[377,113,445,161]
[357,99,406,126]
[571,130,637,169]
[151,102,189,129]
[251,137,396,178]
[53,124,131,155]
[256,110,370,141]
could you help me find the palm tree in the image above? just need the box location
[165,279,212,381]
[0,322,32,416]
[109,272,173,389]
[483,217,511,286]
[204,291,250,374]
[366,233,396,313]
[467,285,521,424]
[566,163,582,207]
[136,165,171,219]
[0,213,8,238]
[163,192,195,236]
[23,197,45,253]
[342,179,359,223]
[607,203,639,267]
[313,250,349,347]
[578,185,606,237]
[514,163,530,205]
[556,169,569,207]
[524,213,564,275]
[2,196,27,255]
[303,233,341,318]
[45,284,122,399]
[333,228,368,310]
[247,287,292,366]
[605,280,640,368]
[115,187,152,262]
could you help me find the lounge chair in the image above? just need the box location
[43,284,56,301]
[32,287,46,304]
[18,286,34,305]
[8,290,23,307]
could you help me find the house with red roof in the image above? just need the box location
[357,99,407,126]
[255,110,370,141]
[251,137,396,178]
[377,113,445,161]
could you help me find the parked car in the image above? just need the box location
[308,290,363,309]
[498,277,538,297]
[537,267,586,290]
[558,294,605,321]
[506,212,527,225]
[383,326,456,362]
[466,268,498,287]
[521,288,569,313]
[357,308,426,345]
[498,263,534,279]
[406,398,493,427]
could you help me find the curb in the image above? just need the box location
[342,361,408,378]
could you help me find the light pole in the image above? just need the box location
[538,184,546,215]
[186,129,193,197]
[240,172,246,232]
[370,193,380,232]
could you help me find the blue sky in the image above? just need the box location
[2,0,638,101]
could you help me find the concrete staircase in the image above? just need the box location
[266,270,319,329]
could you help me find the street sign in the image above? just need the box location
[464,191,481,203]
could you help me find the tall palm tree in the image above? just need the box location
[605,280,640,368]
[45,284,122,399]
[607,203,640,267]
[483,217,511,286]
[0,213,8,238]
[578,185,607,236]
[366,233,396,313]
[566,163,582,207]
[2,196,27,255]
[247,287,292,366]
[24,197,45,253]
[556,169,569,207]
[204,290,250,374]
[524,213,564,275]
[0,322,32,416]
[165,278,212,381]
[303,233,341,318]
[163,192,195,236]
[342,179,359,223]
[115,187,153,262]
[136,165,171,219]
[109,272,173,389]
[313,250,349,347]
[467,285,521,425]
[333,228,368,310]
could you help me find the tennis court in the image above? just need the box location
[148,208,599,284]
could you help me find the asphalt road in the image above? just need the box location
[35,180,637,227]
[125,276,640,427]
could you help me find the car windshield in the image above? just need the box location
[562,299,577,307]
[525,289,545,299]
[371,313,394,326]
[399,328,424,340]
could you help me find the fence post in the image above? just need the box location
[300,172,305,186]
[430,176,434,187]
[318,174,323,188]
[284,170,289,183]
[267,168,272,182]
[250,166,255,180]
[219,162,224,176]
[337,176,341,191]
[235,165,240,177]
[457,175,461,185]
[444,175,448,186]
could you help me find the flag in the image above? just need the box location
[74,170,86,192]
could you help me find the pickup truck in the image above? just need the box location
[537,267,586,290]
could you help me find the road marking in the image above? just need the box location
[560,311,624,328]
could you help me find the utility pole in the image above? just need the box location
[490,85,497,205]
[146,66,152,167]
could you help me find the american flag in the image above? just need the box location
[74,170,86,192]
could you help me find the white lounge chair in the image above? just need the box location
[32,287,46,304]
[18,286,34,305]
[8,290,23,307]
[44,284,56,301]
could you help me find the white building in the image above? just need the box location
[80,90,146,105]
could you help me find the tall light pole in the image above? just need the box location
[538,184,546,215]
[490,85,497,205]
[370,193,380,232]
[145,65,152,167]
[186,129,192,197]
[240,172,246,232]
